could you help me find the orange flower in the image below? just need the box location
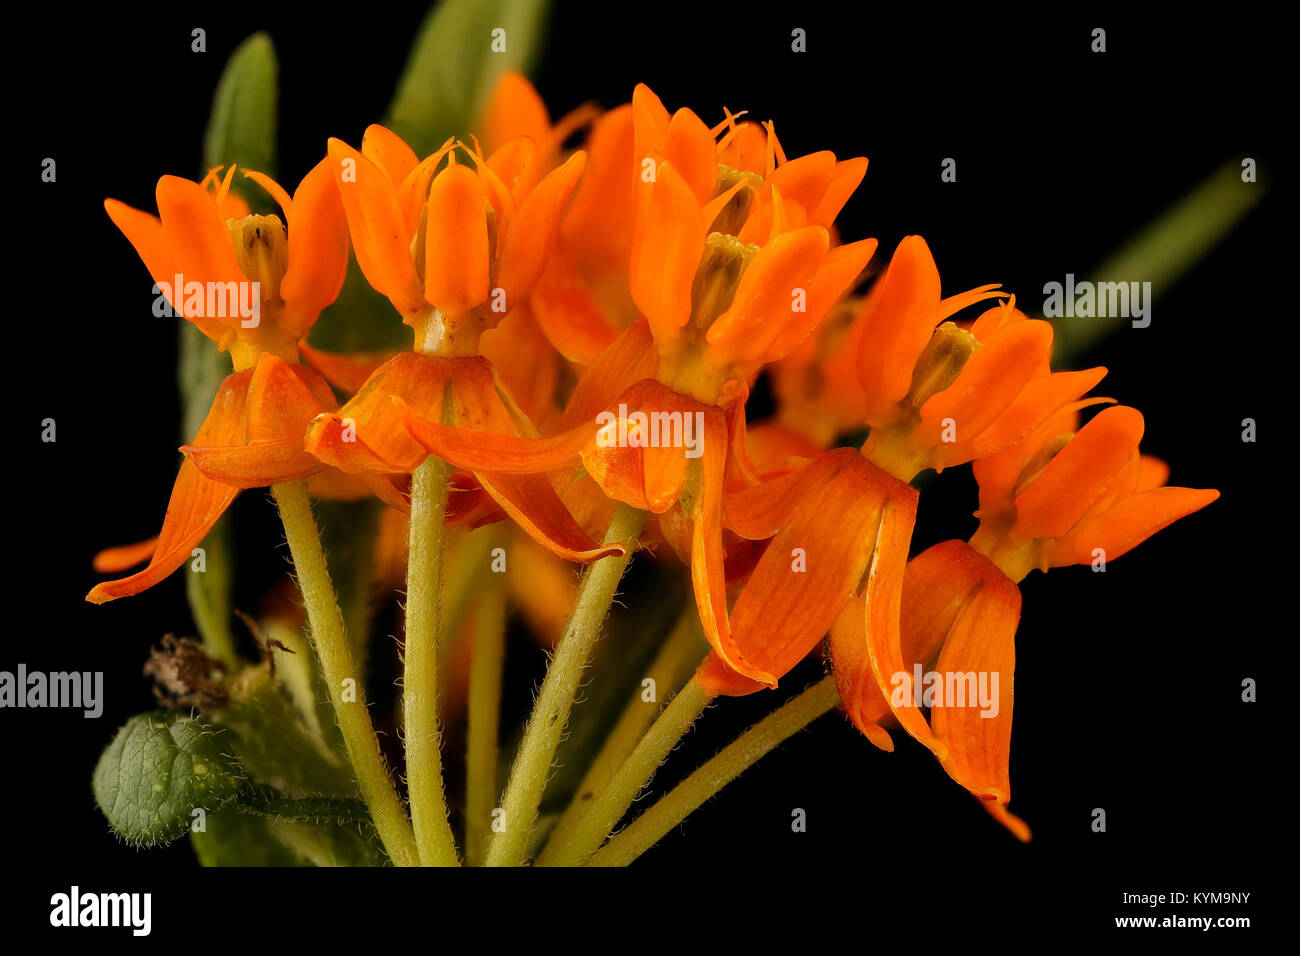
[398,85,878,685]
[695,447,918,693]
[305,128,619,563]
[88,160,352,603]
[830,540,1029,840]
[777,235,1106,480]
[969,403,1219,580]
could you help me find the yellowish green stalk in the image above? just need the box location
[537,611,709,865]
[589,676,841,867]
[484,503,647,867]
[544,677,712,866]
[270,481,418,868]
[403,455,461,867]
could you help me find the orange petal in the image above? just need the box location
[1013,405,1145,541]
[397,398,598,475]
[496,151,587,312]
[706,225,831,365]
[690,411,773,684]
[298,341,396,395]
[153,175,247,333]
[663,107,718,204]
[811,157,869,227]
[87,371,253,603]
[423,163,491,316]
[92,536,159,574]
[768,151,836,219]
[480,72,550,158]
[529,246,621,363]
[629,159,704,342]
[183,355,332,488]
[557,320,659,430]
[963,366,1108,464]
[327,138,426,317]
[827,476,921,748]
[928,548,1022,806]
[305,352,454,475]
[704,451,904,695]
[919,320,1054,467]
[765,237,877,363]
[361,124,419,187]
[280,157,350,337]
[855,235,943,426]
[476,471,626,563]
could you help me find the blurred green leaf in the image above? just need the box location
[1050,158,1264,362]
[183,33,281,666]
[385,0,551,157]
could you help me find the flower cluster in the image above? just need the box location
[88,74,1217,863]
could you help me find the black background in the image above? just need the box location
[6,1,1281,941]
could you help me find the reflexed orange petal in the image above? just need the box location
[709,451,898,694]
[496,151,587,312]
[557,321,658,430]
[306,352,454,475]
[829,477,921,749]
[1013,405,1145,541]
[398,399,598,475]
[87,371,253,603]
[476,471,626,563]
[690,412,773,684]
[182,355,332,488]
[629,159,705,341]
[327,138,426,317]
[92,537,158,574]
[928,550,1022,806]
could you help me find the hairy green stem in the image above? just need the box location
[589,676,841,867]
[543,677,712,866]
[484,503,647,867]
[537,609,707,864]
[270,481,418,867]
[403,455,461,866]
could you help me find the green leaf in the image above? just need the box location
[202,32,278,196]
[93,712,246,847]
[385,0,551,157]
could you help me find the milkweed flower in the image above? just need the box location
[968,403,1220,580]
[304,127,621,563]
[831,539,1029,839]
[87,161,351,603]
[399,84,878,684]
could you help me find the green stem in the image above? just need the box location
[403,455,461,866]
[465,577,507,866]
[536,610,709,865]
[237,787,373,826]
[543,677,712,866]
[484,503,647,867]
[588,676,841,867]
[270,481,418,868]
